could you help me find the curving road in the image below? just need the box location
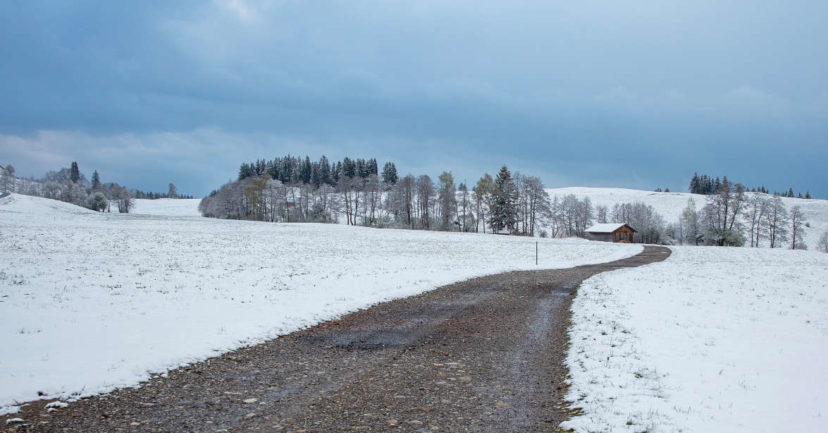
[3,246,670,433]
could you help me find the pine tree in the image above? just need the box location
[381,162,398,185]
[332,161,342,183]
[367,158,378,176]
[70,162,80,183]
[342,158,356,178]
[318,156,332,185]
[489,166,518,233]
[91,170,101,191]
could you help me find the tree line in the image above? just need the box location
[202,156,828,251]
[237,155,399,187]
[689,172,812,199]
[202,156,668,241]
[0,161,188,213]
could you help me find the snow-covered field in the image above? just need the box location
[0,193,641,411]
[548,187,828,249]
[562,246,828,432]
[131,198,201,217]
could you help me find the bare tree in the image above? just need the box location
[474,174,493,233]
[1,164,15,193]
[437,171,457,231]
[765,196,789,248]
[818,231,828,253]
[416,175,434,229]
[745,194,769,247]
[596,205,608,224]
[703,178,747,246]
[790,206,807,250]
[680,197,701,245]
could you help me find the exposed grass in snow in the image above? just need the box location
[562,246,828,433]
[0,193,641,410]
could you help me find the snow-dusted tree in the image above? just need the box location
[397,175,416,228]
[1,164,14,193]
[91,170,101,191]
[70,162,80,184]
[168,183,178,199]
[458,182,471,232]
[113,186,134,213]
[765,196,789,248]
[679,197,701,245]
[363,174,382,226]
[338,175,362,226]
[416,175,434,229]
[596,205,608,224]
[818,231,828,253]
[88,192,108,212]
[437,171,457,231]
[790,206,807,250]
[702,178,746,246]
[381,162,398,186]
[520,176,551,236]
[745,194,769,247]
[473,174,493,233]
[488,166,518,233]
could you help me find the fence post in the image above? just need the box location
[535,241,538,265]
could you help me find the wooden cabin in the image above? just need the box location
[584,223,636,243]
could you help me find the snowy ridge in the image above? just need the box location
[0,193,641,410]
[562,246,828,432]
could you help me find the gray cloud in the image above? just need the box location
[1,1,826,196]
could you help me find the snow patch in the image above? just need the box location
[562,246,828,432]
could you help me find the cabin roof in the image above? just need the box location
[585,223,636,234]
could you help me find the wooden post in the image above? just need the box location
[535,241,538,265]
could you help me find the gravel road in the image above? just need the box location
[3,246,670,432]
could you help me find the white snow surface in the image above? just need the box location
[548,187,828,249]
[0,193,641,410]
[562,246,828,433]
[131,198,201,217]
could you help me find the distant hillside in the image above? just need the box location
[547,187,828,250]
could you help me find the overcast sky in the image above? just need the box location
[1,1,826,197]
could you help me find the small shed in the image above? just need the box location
[585,223,636,243]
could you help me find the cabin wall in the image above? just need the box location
[585,233,613,242]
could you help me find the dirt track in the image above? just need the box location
[3,246,670,433]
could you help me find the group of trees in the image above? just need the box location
[1,161,187,213]
[134,184,193,199]
[689,172,812,199]
[204,158,693,245]
[237,155,399,188]
[673,177,811,249]
[203,161,560,236]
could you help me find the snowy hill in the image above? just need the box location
[547,187,828,249]
[0,193,640,410]
[131,198,202,217]
[0,192,96,217]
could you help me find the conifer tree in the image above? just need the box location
[91,170,101,191]
[489,166,518,233]
[381,162,398,185]
[70,162,80,183]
